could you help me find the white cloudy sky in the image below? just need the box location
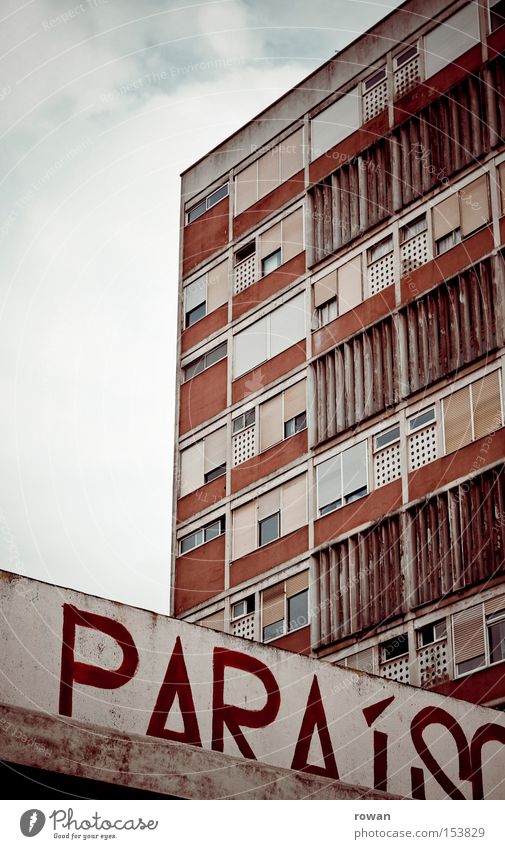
[0,0,402,613]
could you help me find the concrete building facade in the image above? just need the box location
[172,0,505,709]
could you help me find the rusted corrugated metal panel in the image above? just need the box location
[313,255,504,444]
[411,466,505,606]
[314,466,505,649]
[310,55,504,264]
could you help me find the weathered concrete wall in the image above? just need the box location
[1,570,505,800]
[0,703,398,800]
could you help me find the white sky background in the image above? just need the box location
[0,0,403,614]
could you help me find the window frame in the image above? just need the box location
[486,608,505,667]
[284,411,307,439]
[317,441,369,517]
[183,341,227,381]
[417,618,447,648]
[261,570,310,643]
[187,183,229,224]
[179,516,225,555]
[258,511,281,547]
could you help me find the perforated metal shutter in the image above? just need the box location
[443,386,472,453]
[452,605,485,664]
[471,371,502,441]
[262,583,284,627]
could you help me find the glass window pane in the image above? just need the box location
[204,463,226,484]
[180,530,203,554]
[489,620,505,664]
[187,200,207,223]
[259,512,280,546]
[317,455,342,514]
[205,341,227,367]
[204,520,222,542]
[457,654,485,676]
[186,302,206,328]
[381,633,408,661]
[288,590,308,631]
[342,441,368,499]
[261,248,282,277]
[207,184,228,208]
[409,407,435,431]
[263,620,284,641]
[375,424,400,450]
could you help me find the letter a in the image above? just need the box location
[147,636,201,747]
[291,675,339,779]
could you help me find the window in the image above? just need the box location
[490,0,505,32]
[183,341,227,380]
[313,255,362,327]
[231,595,255,621]
[232,409,255,434]
[436,228,462,255]
[418,619,447,647]
[373,424,401,488]
[284,412,307,438]
[364,66,387,92]
[367,235,395,296]
[317,441,368,516]
[394,43,418,70]
[362,67,387,123]
[261,571,309,641]
[310,88,360,159]
[232,474,307,559]
[487,608,505,665]
[407,406,438,471]
[204,463,226,484]
[375,424,400,450]
[400,214,427,243]
[183,260,228,328]
[261,249,282,277]
[233,292,305,378]
[443,371,502,454]
[453,605,486,677]
[235,129,303,215]
[424,4,480,79]
[187,184,228,224]
[260,380,306,451]
[433,175,490,255]
[393,43,420,98]
[409,407,436,432]
[381,633,408,662]
[179,517,225,554]
[179,426,227,496]
[259,512,280,546]
[235,241,255,264]
[288,590,308,631]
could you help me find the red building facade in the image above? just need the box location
[172,0,505,709]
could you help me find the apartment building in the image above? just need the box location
[172,0,505,709]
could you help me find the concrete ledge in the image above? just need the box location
[0,703,401,800]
